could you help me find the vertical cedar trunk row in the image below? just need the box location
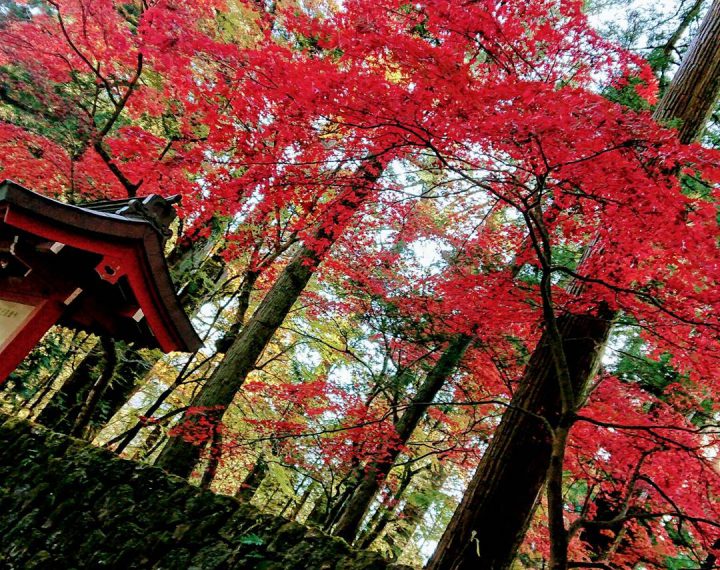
[384,468,451,561]
[356,465,418,550]
[323,480,359,531]
[69,336,118,437]
[332,334,472,542]
[652,0,720,144]
[306,492,329,526]
[35,340,107,432]
[235,455,269,502]
[426,310,613,570]
[427,5,720,568]
[288,480,317,519]
[154,162,384,478]
[82,350,155,438]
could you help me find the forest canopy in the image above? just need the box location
[0,0,718,569]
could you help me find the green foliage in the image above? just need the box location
[602,76,653,112]
[2,329,69,407]
[239,533,265,545]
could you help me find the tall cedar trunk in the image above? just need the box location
[427,311,613,570]
[384,467,450,561]
[35,339,107,432]
[215,270,259,353]
[653,0,720,144]
[154,162,383,478]
[69,337,118,437]
[427,4,720,568]
[655,0,705,88]
[82,348,155,438]
[355,466,414,550]
[200,428,223,489]
[306,491,329,526]
[332,334,471,542]
[235,455,268,501]
[288,480,317,519]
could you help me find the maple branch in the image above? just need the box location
[97,52,144,139]
[577,510,720,531]
[574,415,720,435]
[201,398,555,452]
[552,139,645,170]
[550,266,720,331]
[93,141,142,197]
[46,0,119,105]
[636,474,720,533]
[568,448,656,540]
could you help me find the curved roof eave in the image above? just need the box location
[0,180,202,353]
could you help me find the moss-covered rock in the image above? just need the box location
[0,414,412,569]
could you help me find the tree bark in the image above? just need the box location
[653,0,720,143]
[235,455,268,502]
[427,4,720,567]
[35,338,107,432]
[288,480,317,520]
[384,467,450,561]
[332,334,471,542]
[154,162,383,478]
[81,348,155,438]
[654,0,705,89]
[306,490,329,526]
[355,465,415,550]
[426,310,613,570]
[69,337,117,438]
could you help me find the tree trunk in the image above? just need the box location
[356,464,427,550]
[200,428,223,489]
[332,334,471,542]
[235,455,268,502]
[654,0,706,89]
[653,0,720,143]
[427,5,720,567]
[306,491,329,526]
[35,339,107,432]
[69,337,117,438]
[154,162,383,478]
[288,480,317,520]
[81,347,155,438]
[215,270,259,353]
[426,311,613,570]
[384,467,450,562]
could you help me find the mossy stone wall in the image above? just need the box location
[0,415,406,569]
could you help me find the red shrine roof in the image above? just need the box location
[0,180,202,353]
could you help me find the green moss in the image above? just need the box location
[0,413,404,569]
